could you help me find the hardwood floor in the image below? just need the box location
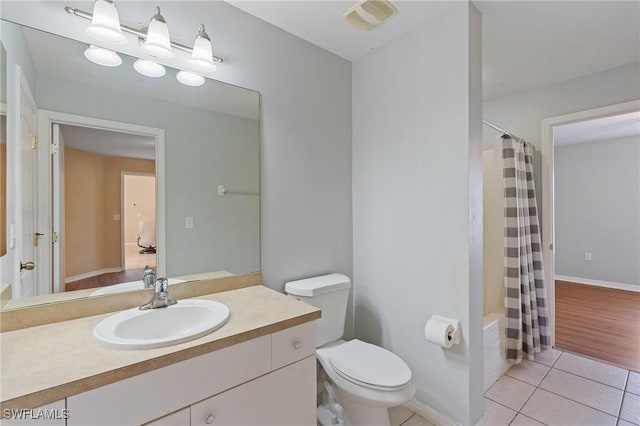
[65,268,145,292]
[555,280,640,372]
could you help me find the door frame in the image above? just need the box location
[540,99,640,347]
[37,111,166,293]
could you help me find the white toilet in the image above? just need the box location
[285,273,415,426]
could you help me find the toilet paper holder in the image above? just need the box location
[432,315,461,345]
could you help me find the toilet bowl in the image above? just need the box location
[285,274,415,426]
[317,339,415,426]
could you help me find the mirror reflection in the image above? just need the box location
[1,21,260,309]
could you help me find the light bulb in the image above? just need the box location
[189,25,217,73]
[84,45,122,67]
[141,7,174,59]
[133,59,166,78]
[176,70,205,87]
[86,0,127,45]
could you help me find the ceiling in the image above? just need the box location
[227,0,640,101]
[554,111,640,147]
[59,124,156,160]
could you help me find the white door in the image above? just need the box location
[14,68,38,299]
[52,123,64,293]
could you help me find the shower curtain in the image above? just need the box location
[502,136,550,363]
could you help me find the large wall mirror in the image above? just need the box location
[0,19,260,310]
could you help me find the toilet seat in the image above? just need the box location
[328,339,412,391]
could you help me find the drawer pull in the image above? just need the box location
[293,340,302,350]
[206,412,215,424]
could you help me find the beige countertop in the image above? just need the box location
[0,285,320,411]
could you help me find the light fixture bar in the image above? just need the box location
[65,6,224,63]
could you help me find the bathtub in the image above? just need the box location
[484,313,511,391]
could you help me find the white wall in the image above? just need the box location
[482,62,640,308]
[353,3,483,424]
[555,136,640,287]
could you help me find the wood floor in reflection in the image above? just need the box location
[65,268,144,292]
[555,280,640,372]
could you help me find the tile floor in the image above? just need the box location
[390,349,640,426]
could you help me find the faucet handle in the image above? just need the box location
[155,277,169,294]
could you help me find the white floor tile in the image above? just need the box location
[509,413,546,426]
[627,371,640,396]
[485,375,535,411]
[390,405,414,426]
[505,359,550,386]
[534,348,562,366]
[402,414,435,426]
[539,368,623,416]
[554,352,628,389]
[617,419,638,426]
[521,389,617,426]
[474,398,516,426]
[620,392,640,425]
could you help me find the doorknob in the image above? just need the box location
[20,261,35,271]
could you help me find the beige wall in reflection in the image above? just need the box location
[65,147,154,280]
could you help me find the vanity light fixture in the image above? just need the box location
[188,25,218,73]
[84,45,122,67]
[133,59,166,78]
[66,4,224,87]
[141,7,174,59]
[85,0,127,45]
[176,70,205,87]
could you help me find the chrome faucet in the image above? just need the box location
[139,278,177,310]
[142,265,156,289]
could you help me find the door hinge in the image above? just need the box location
[32,137,39,149]
[51,143,59,155]
[52,232,59,243]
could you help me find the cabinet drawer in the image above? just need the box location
[191,356,316,426]
[68,335,271,426]
[144,408,190,426]
[271,321,316,370]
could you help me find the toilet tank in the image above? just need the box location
[285,274,351,347]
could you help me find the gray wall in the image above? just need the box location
[352,4,483,424]
[555,136,640,286]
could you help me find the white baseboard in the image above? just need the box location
[403,397,458,426]
[66,267,123,283]
[555,275,639,293]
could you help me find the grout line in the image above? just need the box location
[551,364,629,391]
[617,371,630,420]
[484,394,518,413]
[399,413,416,426]
[533,386,620,419]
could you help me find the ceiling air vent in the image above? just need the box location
[343,0,397,32]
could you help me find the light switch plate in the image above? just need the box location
[185,217,194,229]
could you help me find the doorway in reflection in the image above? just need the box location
[53,123,156,292]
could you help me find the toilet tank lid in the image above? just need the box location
[285,273,351,297]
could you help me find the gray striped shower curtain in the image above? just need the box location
[502,136,550,363]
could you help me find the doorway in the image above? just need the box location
[541,100,640,370]
[39,112,165,293]
[122,173,156,271]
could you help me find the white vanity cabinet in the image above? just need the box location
[66,322,317,426]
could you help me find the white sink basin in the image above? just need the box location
[93,300,230,349]
[90,278,186,296]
